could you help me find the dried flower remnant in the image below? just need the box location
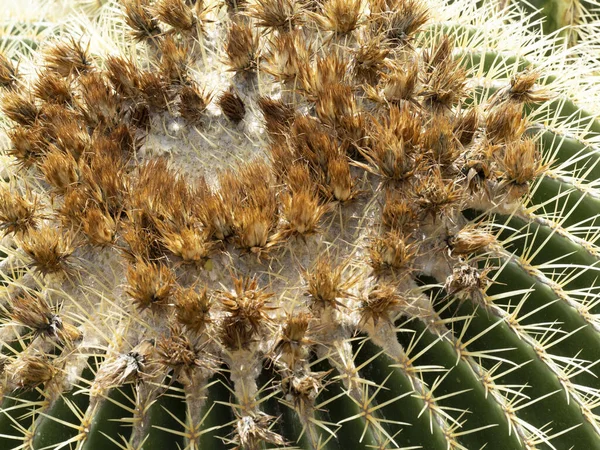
[19,227,74,276]
[0,186,40,236]
[175,285,212,334]
[218,90,246,123]
[126,261,176,313]
[225,21,260,72]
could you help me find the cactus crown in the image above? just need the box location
[0,0,600,449]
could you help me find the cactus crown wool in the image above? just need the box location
[0,0,600,449]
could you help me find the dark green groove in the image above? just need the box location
[396,316,524,450]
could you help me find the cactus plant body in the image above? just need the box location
[0,0,600,449]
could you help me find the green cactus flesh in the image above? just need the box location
[0,0,599,449]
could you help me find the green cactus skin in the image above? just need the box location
[0,0,600,449]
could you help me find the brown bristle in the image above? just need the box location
[175,285,212,334]
[448,225,494,256]
[360,111,418,181]
[154,0,197,32]
[275,312,313,368]
[218,90,246,123]
[421,113,459,167]
[219,276,276,336]
[263,31,311,84]
[371,0,429,45]
[33,71,73,105]
[156,326,216,383]
[352,32,389,83]
[490,68,552,106]
[368,230,417,274]
[179,83,211,123]
[0,186,40,236]
[454,107,480,146]
[125,260,176,313]
[229,160,279,252]
[105,56,141,99]
[121,0,162,41]
[485,102,527,143]
[159,225,215,263]
[281,166,328,235]
[382,190,416,231]
[359,282,404,327]
[301,52,350,99]
[19,226,75,276]
[225,20,260,72]
[10,292,81,343]
[7,126,46,169]
[82,205,117,246]
[421,36,466,109]
[258,96,296,138]
[78,72,120,127]
[6,354,58,390]
[315,83,355,126]
[304,255,355,310]
[317,0,363,35]
[1,90,39,126]
[220,315,256,350]
[138,71,171,110]
[369,60,418,104]
[498,137,546,195]
[195,175,237,241]
[0,52,18,89]
[44,38,93,78]
[326,154,354,202]
[40,146,80,193]
[248,0,305,31]
[412,167,462,221]
[48,115,90,160]
[159,36,191,85]
[291,115,334,170]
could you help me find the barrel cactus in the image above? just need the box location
[0,0,599,449]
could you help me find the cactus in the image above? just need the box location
[0,0,599,449]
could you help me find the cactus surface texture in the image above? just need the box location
[1,0,600,449]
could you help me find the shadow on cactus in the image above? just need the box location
[0,0,599,449]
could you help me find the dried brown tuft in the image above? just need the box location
[304,256,355,310]
[154,0,197,32]
[317,0,364,35]
[218,89,246,123]
[10,292,81,343]
[368,230,417,274]
[122,0,162,41]
[94,340,157,390]
[0,52,18,89]
[179,83,211,123]
[359,282,404,327]
[6,354,58,390]
[0,186,40,236]
[175,285,212,334]
[485,102,527,143]
[498,138,546,195]
[34,71,73,105]
[448,225,494,256]
[40,146,80,193]
[44,38,92,78]
[248,0,305,31]
[225,20,260,72]
[19,227,74,276]
[2,90,39,126]
[263,30,311,83]
[125,260,176,313]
